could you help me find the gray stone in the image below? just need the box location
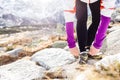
[0,59,45,80]
[107,26,120,33]
[111,8,120,23]
[64,46,69,51]
[101,38,107,53]
[95,53,120,70]
[0,47,6,52]
[31,48,76,69]
[101,29,120,55]
[51,41,67,48]
[115,15,120,22]
[6,48,23,57]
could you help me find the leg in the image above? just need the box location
[89,0,115,56]
[65,22,79,57]
[87,0,100,48]
[93,15,111,49]
[90,15,111,55]
[76,0,88,52]
[64,11,79,57]
[66,22,76,48]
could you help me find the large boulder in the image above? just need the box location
[111,8,120,23]
[0,59,45,80]
[31,48,76,70]
[95,53,120,70]
[101,29,120,55]
[107,26,120,33]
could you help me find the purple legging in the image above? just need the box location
[66,22,76,48]
[93,15,111,49]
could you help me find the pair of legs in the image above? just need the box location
[76,0,100,52]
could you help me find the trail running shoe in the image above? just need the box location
[79,51,88,64]
[88,52,103,60]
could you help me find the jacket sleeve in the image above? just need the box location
[101,0,116,17]
[63,0,76,22]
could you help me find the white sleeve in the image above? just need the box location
[64,12,76,22]
[101,0,116,17]
[63,0,75,10]
[63,0,76,22]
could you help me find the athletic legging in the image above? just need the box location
[76,0,100,52]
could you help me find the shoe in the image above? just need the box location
[79,51,88,64]
[88,52,103,60]
[89,45,103,60]
[69,47,80,59]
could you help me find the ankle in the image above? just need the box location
[89,45,100,56]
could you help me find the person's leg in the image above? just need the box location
[66,22,79,57]
[66,22,76,48]
[76,0,88,52]
[87,0,100,49]
[89,0,116,56]
[64,11,80,57]
[90,15,111,55]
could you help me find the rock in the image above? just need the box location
[40,36,49,41]
[95,53,120,70]
[0,53,17,66]
[115,15,120,22]
[59,35,67,41]
[75,73,88,80]
[100,38,107,53]
[0,59,45,80]
[101,29,120,55]
[107,26,120,33]
[6,48,23,57]
[31,48,76,69]
[64,46,69,51]
[0,47,6,52]
[42,60,87,80]
[43,67,66,79]
[51,41,67,48]
[101,26,120,52]
[111,8,120,23]
[87,59,98,65]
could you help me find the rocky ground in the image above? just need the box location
[0,9,120,80]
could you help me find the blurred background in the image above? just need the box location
[0,0,120,28]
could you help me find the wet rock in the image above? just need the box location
[31,48,76,69]
[0,59,45,80]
